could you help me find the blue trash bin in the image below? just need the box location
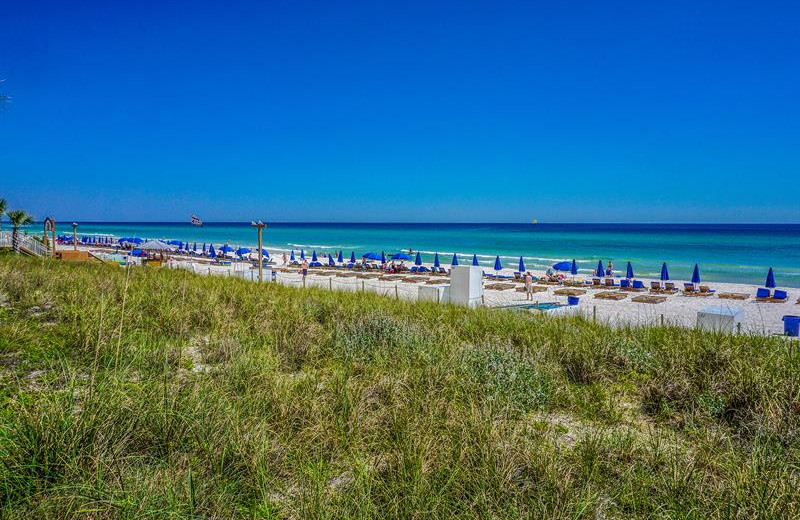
[567,296,580,306]
[783,315,800,337]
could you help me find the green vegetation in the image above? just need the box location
[0,256,798,518]
[5,211,33,252]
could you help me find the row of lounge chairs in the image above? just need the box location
[756,288,789,303]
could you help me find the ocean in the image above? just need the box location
[27,222,800,287]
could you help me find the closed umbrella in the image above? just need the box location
[434,253,441,268]
[209,244,216,258]
[570,259,578,276]
[518,256,526,272]
[765,267,776,288]
[596,260,605,278]
[312,250,318,262]
[328,254,335,266]
[381,251,386,263]
[472,254,479,266]
[660,262,670,281]
[290,250,296,262]
[300,250,305,260]
[415,252,422,266]
[494,255,502,271]
[350,251,356,263]
[451,253,459,266]
[202,243,207,254]
[691,264,701,287]
[337,251,343,263]
[626,262,634,280]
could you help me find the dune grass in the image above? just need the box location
[0,254,798,518]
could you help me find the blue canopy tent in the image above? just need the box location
[765,267,776,288]
[434,253,441,268]
[337,251,343,263]
[660,262,670,281]
[451,253,459,266]
[552,261,572,271]
[691,264,701,288]
[626,262,634,280]
[518,256,526,273]
[209,244,217,258]
[472,254,479,266]
[595,260,605,278]
[391,253,412,261]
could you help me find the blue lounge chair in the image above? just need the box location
[632,280,646,291]
[772,289,789,302]
[756,288,771,300]
[410,266,419,273]
[620,279,630,289]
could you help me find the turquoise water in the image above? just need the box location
[27,222,800,287]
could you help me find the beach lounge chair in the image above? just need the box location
[592,278,602,286]
[594,291,628,300]
[620,279,630,289]
[718,292,748,300]
[683,283,696,295]
[664,282,677,293]
[604,278,619,287]
[698,285,715,295]
[650,281,662,292]
[755,288,771,301]
[632,295,667,304]
[632,280,646,291]
[756,289,789,303]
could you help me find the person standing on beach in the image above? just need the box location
[524,271,533,300]
[301,259,308,279]
[282,252,288,266]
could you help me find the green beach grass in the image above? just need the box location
[0,254,798,518]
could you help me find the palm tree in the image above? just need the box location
[7,210,33,252]
[0,198,6,234]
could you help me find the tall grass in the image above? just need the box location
[0,254,798,518]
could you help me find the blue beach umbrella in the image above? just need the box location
[261,249,270,257]
[363,252,381,261]
[337,251,343,263]
[209,244,217,258]
[202,243,207,254]
[472,254,479,266]
[660,262,670,281]
[691,264,701,285]
[494,255,502,271]
[518,256,526,272]
[552,261,572,271]
[626,262,634,279]
[300,250,305,260]
[236,247,251,256]
[434,253,441,268]
[451,253,459,266]
[391,252,412,260]
[350,251,356,263]
[220,244,234,253]
[765,267,776,288]
[571,259,578,276]
[312,250,318,262]
[290,250,296,261]
[193,242,197,253]
[415,252,422,266]
[596,260,605,277]
[329,254,335,266]
[381,251,386,263]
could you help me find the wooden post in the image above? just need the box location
[592,305,597,322]
[660,314,664,327]
[251,220,267,283]
[361,280,365,291]
[395,284,399,299]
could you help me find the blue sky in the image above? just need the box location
[1,0,798,223]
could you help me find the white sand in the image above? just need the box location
[66,245,800,336]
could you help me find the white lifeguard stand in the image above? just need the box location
[448,265,483,307]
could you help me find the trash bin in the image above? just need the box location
[783,315,800,337]
[567,296,580,306]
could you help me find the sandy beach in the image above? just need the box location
[68,244,799,337]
